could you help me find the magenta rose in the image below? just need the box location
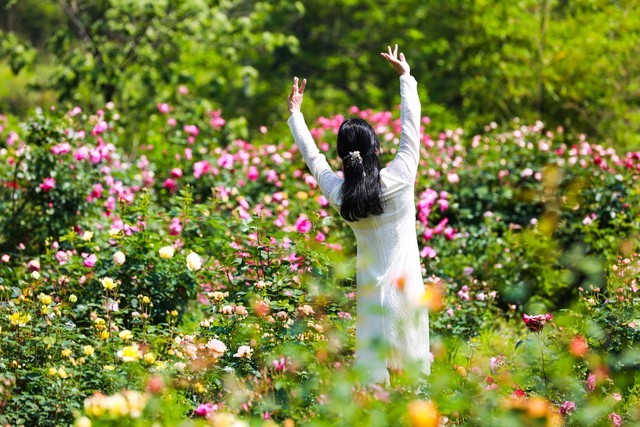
[522,313,553,332]
[40,177,56,192]
[295,215,312,233]
[560,400,576,415]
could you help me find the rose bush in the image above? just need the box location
[1,94,639,426]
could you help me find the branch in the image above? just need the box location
[58,0,104,65]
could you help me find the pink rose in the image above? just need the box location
[433,218,448,234]
[157,103,170,113]
[51,142,71,155]
[423,228,434,241]
[183,124,199,136]
[194,403,217,417]
[89,183,103,200]
[218,153,234,169]
[55,251,69,265]
[163,178,177,191]
[295,215,312,233]
[421,246,437,258]
[40,177,56,192]
[272,357,286,371]
[209,109,226,130]
[444,227,455,240]
[560,400,576,415]
[91,120,108,135]
[193,161,211,179]
[447,172,460,183]
[248,166,259,181]
[608,413,622,427]
[27,259,40,271]
[83,253,97,268]
[587,373,596,392]
[171,168,183,178]
[169,218,182,236]
[74,146,89,161]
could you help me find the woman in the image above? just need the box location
[287,45,429,384]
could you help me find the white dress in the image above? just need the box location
[288,75,429,383]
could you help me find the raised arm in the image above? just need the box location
[287,78,343,206]
[380,45,421,182]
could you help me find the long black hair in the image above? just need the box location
[336,118,384,222]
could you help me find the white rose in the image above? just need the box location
[113,251,126,265]
[186,252,202,271]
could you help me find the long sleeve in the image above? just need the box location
[386,74,421,182]
[288,112,343,206]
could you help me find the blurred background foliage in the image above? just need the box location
[1,0,639,149]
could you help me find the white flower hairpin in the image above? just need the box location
[346,151,362,166]
[346,151,366,176]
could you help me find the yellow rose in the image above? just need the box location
[119,330,133,340]
[143,352,156,364]
[39,293,53,305]
[100,330,110,340]
[61,348,72,358]
[142,296,151,304]
[48,367,58,376]
[84,345,95,356]
[100,277,117,290]
[82,231,93,241]
[118,344,143,362]
[8,312,31,327]
[84,392,106,417]
[57,367,68,379]
[158,246,175,259]
[105,393,129,417]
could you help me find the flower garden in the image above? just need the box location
[1,87,639,426]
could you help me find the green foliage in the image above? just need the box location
[3,0,640,148]
[0,112,101,254]
[0,30,36,74]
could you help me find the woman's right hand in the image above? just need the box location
[380,44,410,76]
[287,76,307,114]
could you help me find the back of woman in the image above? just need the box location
[287,45,430,384]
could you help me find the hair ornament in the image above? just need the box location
[346,150,363,166]
[346,151,366,176]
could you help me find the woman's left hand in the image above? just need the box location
[287,76,307,114]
